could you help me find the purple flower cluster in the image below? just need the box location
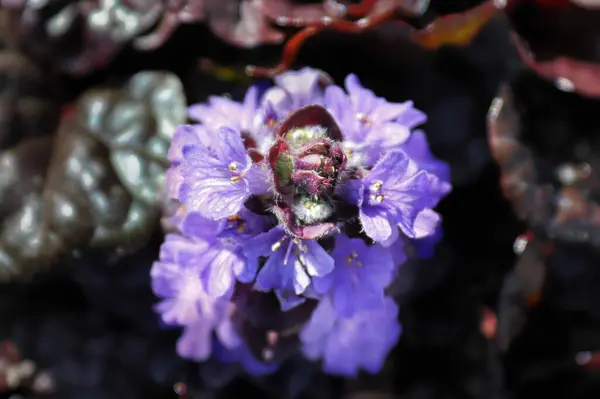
[152,68,451,377]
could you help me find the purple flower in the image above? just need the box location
[177,303,236,362]
[388,235,408,267]
[243,226,334,310]
[178,301,276,376]
[347,150,434,243]
[412,208,441,240]
[179,208,271,297]
[413,223,444,260]
[312,234,396,318]
[188,85,276,154]
[400,130,452,207]
[177,321,216,361]
[189,85,261,132]
[325,74,427,167]
[300,296,401,377]
[155,67,451,376]
[179,126,270,220]
[150,234,229,326]
[261,67,329,118]
[165,124,211,199]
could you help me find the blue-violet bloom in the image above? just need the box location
[179,208,270,297]
[325,74,427,167]
[151,234,224,327]
[300,296,401,377]
[179,126,270,220]
[312,234,395,318]
[244,226,334,310]
[347,150,433,243]
[154,67,451,377]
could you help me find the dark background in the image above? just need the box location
[2,2,600,398]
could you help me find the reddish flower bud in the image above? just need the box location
[276,105,343,142]
[295,154,324,171]
[268,139,293,196]
[265,105,347,238]
[291,170,332,196]
[272,203,335,240]
[295,138,331,157]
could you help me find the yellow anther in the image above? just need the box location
[345,252,359,264]
[370,180,383,192]
[356,113,371,127]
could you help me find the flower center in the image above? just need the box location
[261,106,278,129]
[227,161,246,183]
[356,112,371,128]
[293,237,307,253]
[226,215,246,233]
[345,251,362,267]
[271,236,289,252]
[369,180,384,204]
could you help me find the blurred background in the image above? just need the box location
[2,0,600,398]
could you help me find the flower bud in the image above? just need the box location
[271,203,335,240]
[276,104,343,142]
[267,106,347,196]
[266,106,347,238]
[291,170,331,196]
